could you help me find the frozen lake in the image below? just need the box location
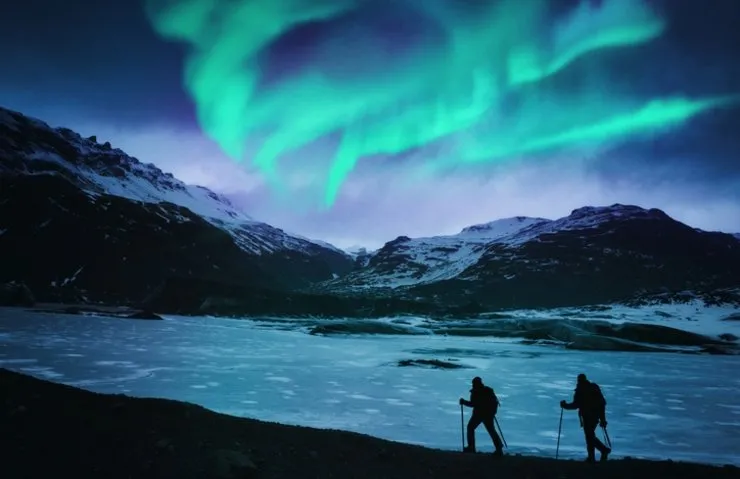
[1,307,739,466]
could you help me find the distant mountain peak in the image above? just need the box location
[569,204,669,221]
[344,245,369,255]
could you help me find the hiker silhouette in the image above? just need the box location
[459,376,504,455]
[560,373,611,462]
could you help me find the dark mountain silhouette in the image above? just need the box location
[0,106,353,305]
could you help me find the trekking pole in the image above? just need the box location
[460,404,465,451]
[556,407,564,459]
[494,416,508,449]
[602,426,612,449]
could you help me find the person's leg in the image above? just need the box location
[583,421,598,462]
[482,416,504,454]
[466,415,483,452]
[594,426,610,461]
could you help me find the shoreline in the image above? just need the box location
[2,367,738,478]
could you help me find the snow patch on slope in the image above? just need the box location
[26,150,254,225]
[499,301,740,339]
[458,216,552,240]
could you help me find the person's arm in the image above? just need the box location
[560,390,580,410]
[460,391,474,407]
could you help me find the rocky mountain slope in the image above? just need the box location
[0,106,353,304]
[320,205,740,310]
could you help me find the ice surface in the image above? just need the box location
[0,307,738,466]
[501,302,740,339]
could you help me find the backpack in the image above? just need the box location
[591,383,606,406]
[485,386,500,415]
[587,382,607,414]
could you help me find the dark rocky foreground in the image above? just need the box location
[3,368,738,479]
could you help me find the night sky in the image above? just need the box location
[1,0,739,249]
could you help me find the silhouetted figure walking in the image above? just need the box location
[560,373,611,462]
[459,376,504,456]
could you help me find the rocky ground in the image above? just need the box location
[2,368,738,479]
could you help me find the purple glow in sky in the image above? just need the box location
[59,121,739,251]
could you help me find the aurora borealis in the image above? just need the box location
[145,0,738,207]
[1,0,739,247]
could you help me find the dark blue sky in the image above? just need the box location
[0,1,193,125]
[0,0,739,247]
[1,0,738,129]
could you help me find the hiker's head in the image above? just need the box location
[472,376,483,388]
[577,373,588,385]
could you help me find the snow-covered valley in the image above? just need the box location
[1,306,738,466]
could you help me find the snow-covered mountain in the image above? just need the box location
[2,104,738,312]
[320,204,740,310]
[0,106,353,303]
[320,216,549,289]
[0,107,349,256]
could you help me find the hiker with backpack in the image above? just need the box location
[560,373,612,462]
[459,376,504,456]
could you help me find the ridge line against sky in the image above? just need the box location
[0,0,739,249]
[1,100,739,251]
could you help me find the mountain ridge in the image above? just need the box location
[0,105,353,304]
[0,106,347,257]
[2,104,739,314]
[404,204,740,309]
[319,204,740,293]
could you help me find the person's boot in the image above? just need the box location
[600,447,611,462]
[585,455,596,463]
[463,446,476,453]
[493,448,504,458]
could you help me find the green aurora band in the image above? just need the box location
[145,0,739,207]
